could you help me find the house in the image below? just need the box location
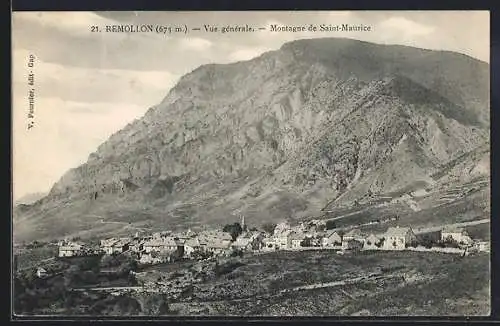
[198,230,233,246]
[232,236,253,251]
[477,241,490,252]
[274,230,293,250]
[128,240,144,253]
[58,242,83,257]
[36,267,48,278]
[262,237,278,251]
[289,232,305,249]
[322,231,342,247]
[364,234,382,250]
[110,238,131,254]
[100,238,120,255]
[143,237,178,254]
[343,229,366,242]
[206,240,231,256]
[383,226,417,250]
[184,237,213,257]
[441,227,473,244]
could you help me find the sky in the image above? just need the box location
[11,11,490,201]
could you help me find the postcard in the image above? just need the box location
[12,11,490,317]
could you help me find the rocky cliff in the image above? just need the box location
[14,38,490,242]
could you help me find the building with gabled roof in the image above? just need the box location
[343,229,366,241]
[322,231,342,247]
[58,241,83,257]
[441,227,473,244]
[383,226,417,250]
[289,232,306,249]
[143,237,179,254]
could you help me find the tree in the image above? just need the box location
[375,238,385,248]
[261,223,277,235]
[223,223,243,241]
[325,220,337,230]
[300,238,311,247]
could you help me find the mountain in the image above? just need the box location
[13,38,490,243]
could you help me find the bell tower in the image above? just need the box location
[241,215,246,231]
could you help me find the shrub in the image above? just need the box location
[325,220,337,230]
[261,223,277,235]
[191,249,213,261]
[300,238,311,247]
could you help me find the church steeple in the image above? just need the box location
[241,215,246,231]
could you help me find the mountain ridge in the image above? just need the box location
[14,37,490,242]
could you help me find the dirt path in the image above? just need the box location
[415,218,489,234]
[72,286,143,292]
[280,273,382,293]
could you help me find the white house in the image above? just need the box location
[100,238,120,255]
[36,267,48,278]
[441,227,473,244]
[58,242,83,257]
[383,226,417,250]
[183,238,209,257]
[143,237,178,254]
[232,237,253,251]
[198,230,233,246]
[110,238,131,254]
[262,237,278,251]
[322,231,342,247]
[343,229,366,242]
[289,232,305,249]
[206,240,231,256]
[274,230,293,250]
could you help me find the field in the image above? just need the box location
[13,246,490,316]
[15,245,58,271]
[153,250,490,316]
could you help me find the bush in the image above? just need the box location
[230,249,243,257]
[300,238,311,247]
[261,223,277,235]
[375,238,385,248]
[142,294,171,315]
[325,220,337,230]
[406,241,418,248]
[191,249,213,261]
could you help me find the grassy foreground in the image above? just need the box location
[162,250,490,316]
[14,249,490,316]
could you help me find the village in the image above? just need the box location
[50,214,490,271]
[14,214,491,315]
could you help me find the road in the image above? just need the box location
[280,272,385,293]
[85,214,152,232]
[414,218,490,234]
[72,286,143,292]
